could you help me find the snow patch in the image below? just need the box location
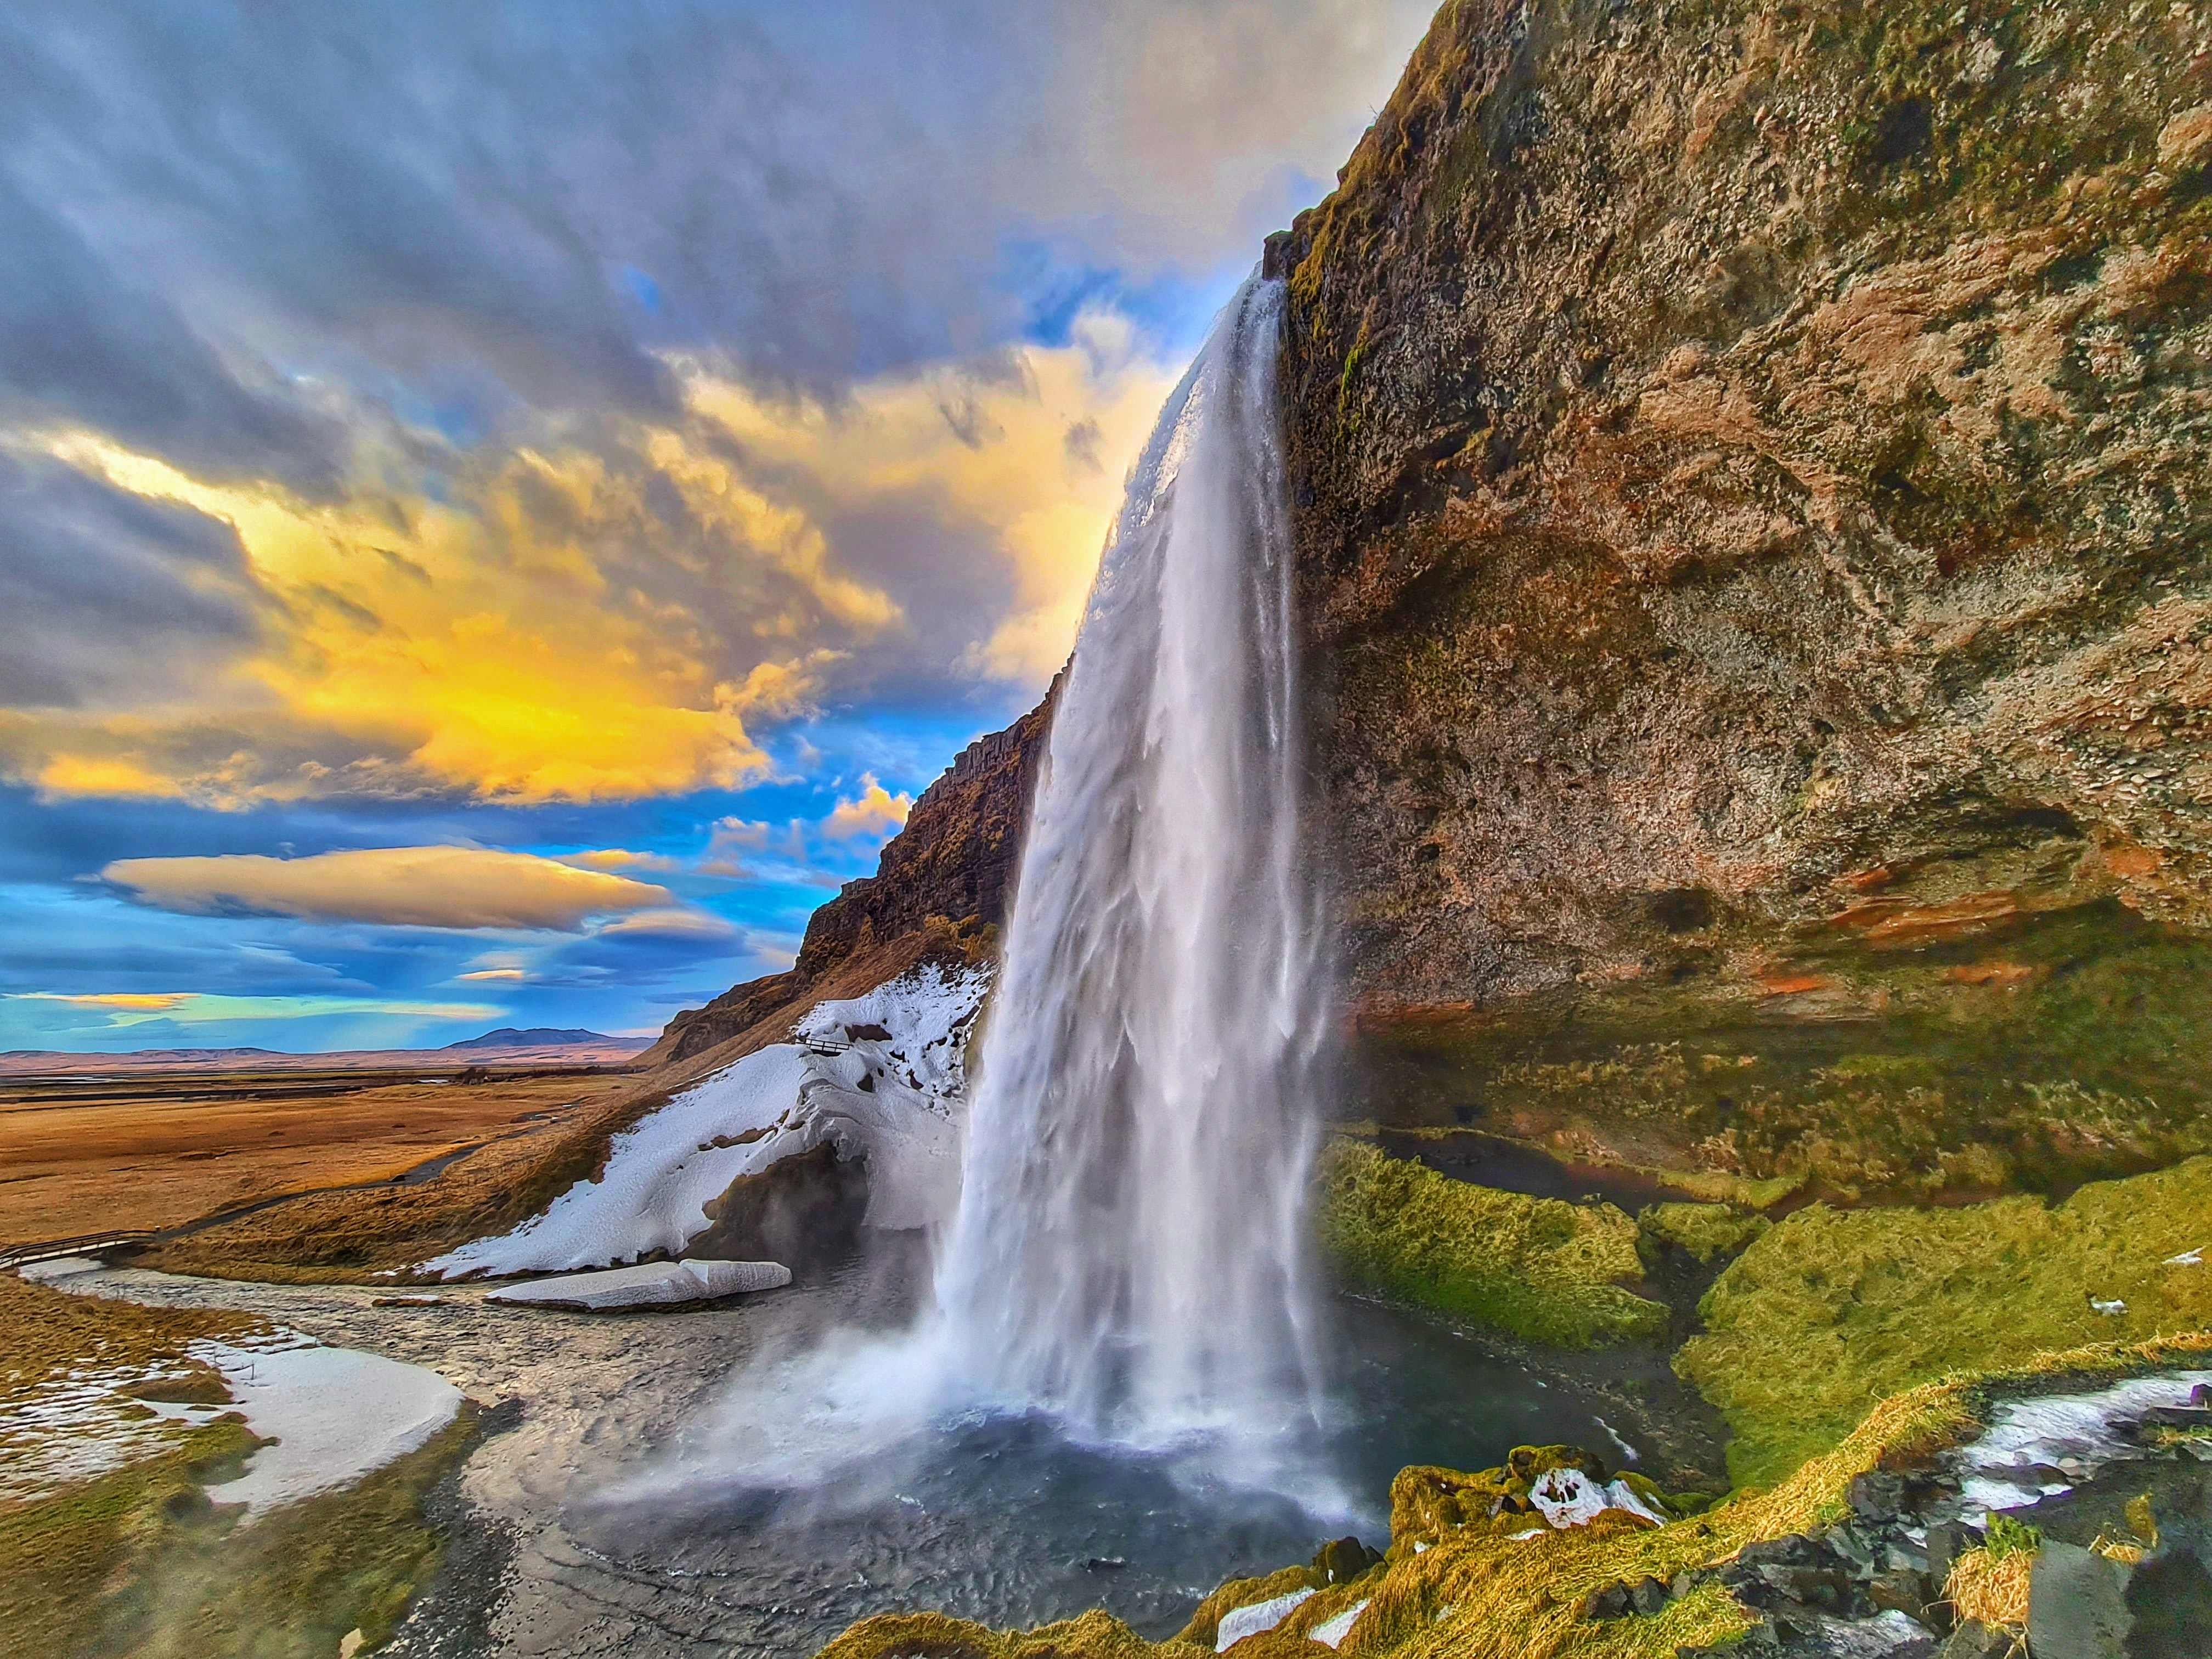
[426,964,989,1277]
[1310,1599,1369,1650]
[1525,1466,1669,1530]
[0,1311,459,1514]
[1216,1588,1314,1651]
[190,1337,462,1514]
[486,1257,789,1311]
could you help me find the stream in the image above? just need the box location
[75,1242,1638,1658]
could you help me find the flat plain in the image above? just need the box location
[0,1065,638,1248]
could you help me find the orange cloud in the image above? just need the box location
[13,991,191,1011]
[103,846,672,930]
[562,849,681,874]
[821,773,912,841]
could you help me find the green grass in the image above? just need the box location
[1637,1203,1770,1265]
[1677,1155,2212,1486]
[1318,1140,1669,1347]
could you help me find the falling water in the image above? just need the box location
[935,276,1331,1462]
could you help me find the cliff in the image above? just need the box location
[1265,0,2212,1197]
[644,679,1058,1070]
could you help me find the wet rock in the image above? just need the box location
[1582,1575,1670,1620]
[2027,1538,2132,1658]
[690,1140,870,1273]
[1310,1536,1383,1586]
[1934,1621,2012,1659]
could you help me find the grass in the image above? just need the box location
[1635,1203,1769,1265]
[1677,1156,2212,1486]
[0,1409,477,1659]
[1,1273,258,1391]
[1,1271,473,1657]
[1317,1141,1668,1347]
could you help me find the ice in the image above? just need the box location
[426,964,988,1277]
[486,1257,790,1310]
[1954,1367,2212,1520]
[1309,1599,1369,1649]
[1216,1588,1314,1650]
[0,1291,461,1514]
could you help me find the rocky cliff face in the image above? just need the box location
[1273,0,2212,1004]
[1269,0,2212,1196]
[646,680,1058,1070]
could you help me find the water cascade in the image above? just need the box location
[935,276,1331,1460]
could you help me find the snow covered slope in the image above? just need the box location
[425,964,989,1277]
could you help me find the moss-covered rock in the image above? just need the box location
[1638,1203,1770,1265]
[1355,902,2212,1205]
[1318,1139,1668,1346]
[1678,1154,2212,1485]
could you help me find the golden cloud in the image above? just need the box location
[681,312,1176,684]
[562,848,682,874]
[12,991,191,1011]
[0,310,1171,807]
[103,846,672,930]
[821,773,913,841]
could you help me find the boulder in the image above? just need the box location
[2026,1539,2132,1659]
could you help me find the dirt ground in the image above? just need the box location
[0,1068,637,1248]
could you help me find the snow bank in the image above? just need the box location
[426,964,989,1277]
[191,1335,463,1513]
[486,1257,789,1311]
[1309,1599,1370,1650]
[1216,1588,1314,1651]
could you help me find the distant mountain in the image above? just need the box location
[443,1026,643,1051]
[1,1046,284,1062]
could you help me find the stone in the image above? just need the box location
[1935,1621,2011,1659]
[1310,1536,1383,1586]
[2026,1539,2133,1659]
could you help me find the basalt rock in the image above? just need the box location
[1273,0,2212,1007]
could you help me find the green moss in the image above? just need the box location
[1318,1140,1668,1347]
[1637,1203,1770,1265]
[1677,1156,2212,1487]
[0,1408,477,1659]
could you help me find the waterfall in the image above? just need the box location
[935,276,1331,1459]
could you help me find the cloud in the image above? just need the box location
[457,967,526,983]
[0,450,268,710]
[821,774,913,842]
[101,845,672,930]
[561,849,682,874]
[12,991,190,1011]
[510,905,746,989]
[0,3,1438,809]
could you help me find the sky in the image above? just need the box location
[0,0,1435,1053]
